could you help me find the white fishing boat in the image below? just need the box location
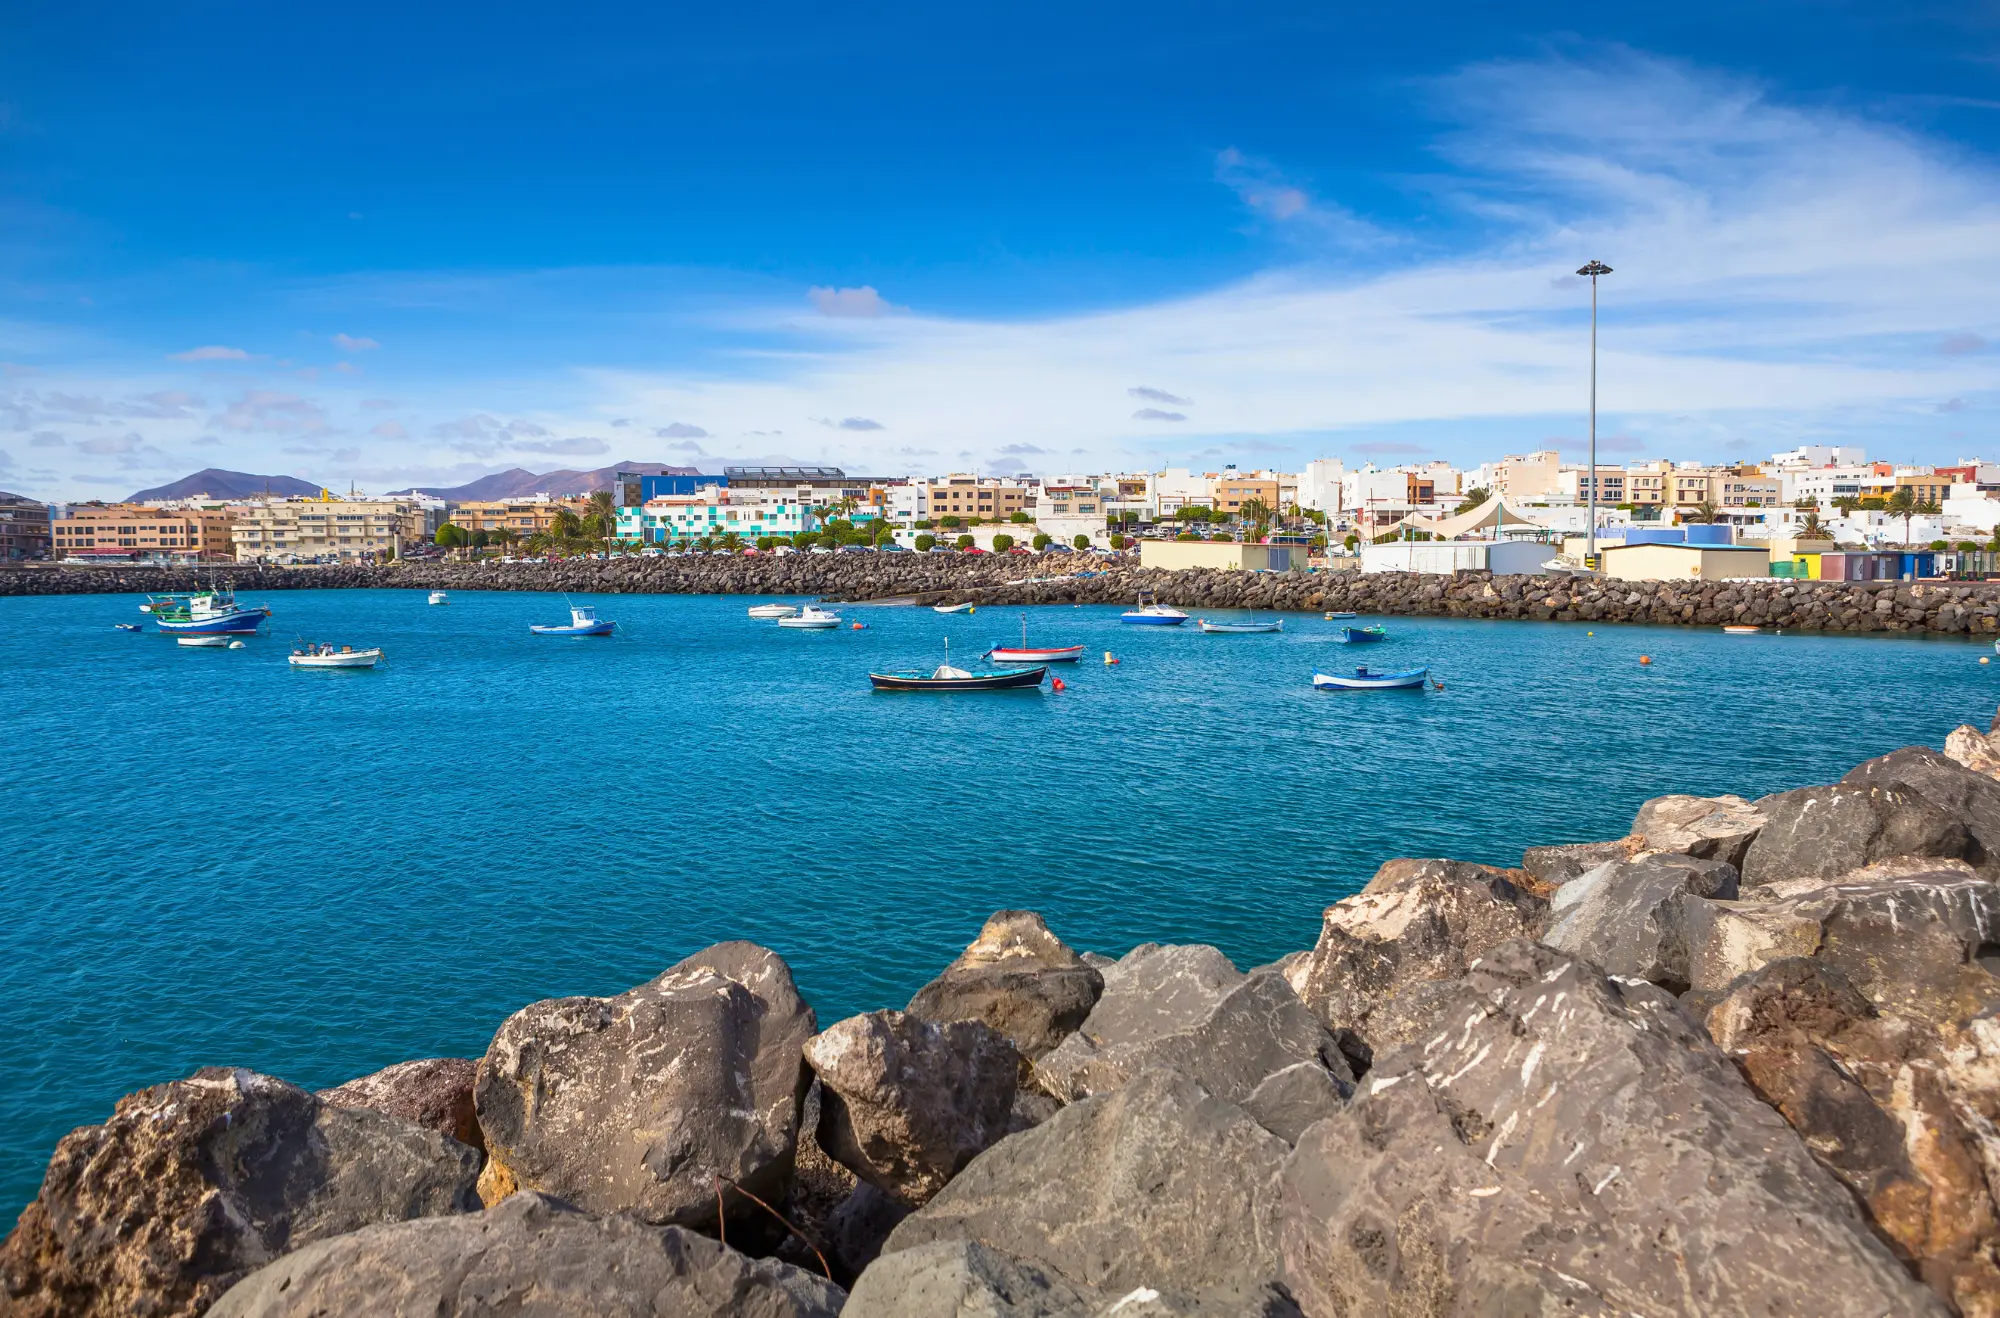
[934,601,976,614]
[1312,665,1430,691]
[289,643,384,668]
[1197,618,1283,634]
[778,605,843,630]
[429,590,449,605]
[177,635,232,648]
[748,603,801,619]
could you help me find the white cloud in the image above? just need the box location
[331,333,380,351]
[168,345,252,362]
[1129,387,1192,406]
[512,436,608,456]
[1132,408,1187,422]
[656,422,709,438]
[371,420,409,439]
[210,390,329,434]
[808,286,895,318]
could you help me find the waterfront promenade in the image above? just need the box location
[5,557,1999,635]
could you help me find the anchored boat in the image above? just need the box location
[148,586,269,635]
[778,605,843,630]
[1312,665,1429,691]
[429,590,449,605]
[177,635,233,648]
[1120,591,1188,626]
[290,643,383,669]
[1325,611,1357,620]
[530,605,615,636]
[934,601,976,614]
[1197,618,1283,634]
[748,603,801,619]
[1332,625,1389,644]
[986,615,1086,664]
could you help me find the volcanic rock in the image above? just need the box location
[1844,745,2000,875]
[803,1010,1020,1208]
[317,1057,482,1152]
[1540,854,1739,992]
[1518,838,1636,891]
[1947,723,2000,780]
[1740,782,1970,888]
[1284,859,1547,1044]
[0,1067,480,1318]
[1630,792,1767,868]
[206,1190,844,1317]
[906,911,1104,1059]
[473,940,816,1229]
[1276,941,1942,1317]
[1240,1063,1348,1145]
[882,1068,1293,1307]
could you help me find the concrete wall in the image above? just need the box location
[1140,540,1307,572]
[1362,540,1550,576]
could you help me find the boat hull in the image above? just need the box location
[1120,613,1187,625]
[777,618,841,630]
[870,666,1047,691]
[1332,627,1387,644]
[1198,620,1283,634]
[1313,667,1429,690]
[529,622,614,636]
[290,650,383,668]
[177,635,232,647]
[934,603,976,614]
[986,646,1086,663]
[748,604,800,619]
[156,609,267,635]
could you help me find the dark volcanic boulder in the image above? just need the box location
[1240,1063,1348,1146]
[0,1067,481,1318]
[473,941,817,1228]
[1277,941,1942,1317]
[318,1057,482,1152]
[1284,859,1547,1044]
[1540,854,1738,992]
[1038,969,1353,1107]
[1630,792,1766,868]
[803,1010,1020,1208]
[1843,745,2000,875]
[906,911,1104,1059]
[1740,782,1970,888]
[1518,838,1636,891]
[207,1190,845,1317]
[1038,944,1246,1095]
[844,1240,1304,1317]
[882,1068,1293,1308]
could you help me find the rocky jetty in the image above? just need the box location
[14,729,2000,1314]
[7,556,2000,635]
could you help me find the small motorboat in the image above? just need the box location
[778,605,843,630]
[1332,626,1389,644]
[1722,625,1760,635]
[934,601,976,614]
[870,664,1046,691]
[1120,591,1188,626]
[530,605,615,636]
[1312,665,1429,691]
[114,623,142,632]
[289,643,384,668]
[177,635,232,648]
[748,603,801,619]
[429,590,449,606]
[986,615,1086,664]
[1198,618,1284,634]
[1325,611,1357,620]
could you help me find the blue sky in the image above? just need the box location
[3,1,1999,497]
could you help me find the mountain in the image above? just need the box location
[127,469,325,501]
[390,462,704,502]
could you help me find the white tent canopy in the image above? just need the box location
[1384,495,1554,541]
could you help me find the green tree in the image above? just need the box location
[915,533,936,551]
[1108,533,1126,549]
[1343,533,1359,552]
[471,529,491,549]
[1009,511,1032,524]
[1797,508,1828,540]
[941,515,962,529]
[915,518,935,530]
[1885,486,1918,544]
[491,526,520,554]
[1452,487,1490,514]
[755,536,775,551]
[1237,497,1273,529]
[434,523,465,548]
[1832,495,1861,515]
[1072,533,1090,550]
[1958,540,1979,552]
[793,532,819,549]
[1032,532,1051,550]
[992,533,1015,552]
[956,534,975,550]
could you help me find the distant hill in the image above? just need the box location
[391,462,703,502]
[127,469,324,501]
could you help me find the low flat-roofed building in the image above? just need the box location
[54,503,233,562]
[0,492,52,560]
[1140,540,1308,572]
[1600,542,1770,581]
[234,498,424,562]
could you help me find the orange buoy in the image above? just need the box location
[851,622,866,630]
[1639,655,1652,665]
[1052,677,1066,691]
[1104,651,1119,665]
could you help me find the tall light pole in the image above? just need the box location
[1577,260,1612,565]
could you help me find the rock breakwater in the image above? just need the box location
[12,726,2000,1314]
[6,557,2000,635]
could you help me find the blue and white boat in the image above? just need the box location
[1332,625,1388,644]
[1120,591,1188,626]
[530,605,615,636]
[147,587,270,635]
[1312,665,1429,691]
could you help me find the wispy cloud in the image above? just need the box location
[808,286,896,318]
[331,333,380,352]
[168,345,252,362]
[814,415,884,431]
[1132,408,1186,422]
[512,436,608,456]
[657,422,709,438]
[210,390,328,434]
[1128,386,1192,406]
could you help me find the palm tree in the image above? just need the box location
[1797,508,1828,541]
[1237,497,1273,531]
[1454,486,1492,515]
[1885,486,1917,544]
[1686,500,1719,525]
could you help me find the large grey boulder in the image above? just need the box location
[1740,782,1970,888]
[318,1057,482,1152]
[1239,1063,1348,1146]
[1844,745,2000,875]
[208,1190,845,1317]
[1040,952,1351,1106]
[1276,941,1944,1318]
[1540,854,1738,992]
[0,1067,481,1318]
[907,911,1104,1060]
[845,1241,1303,1317]
[803,1010,1020,1208]
[473,941,817,1229]
[1518,838,1636,891]
[1284,859,1547,1045]
[883,1068,1293,1308]
[1630,792,1766,868]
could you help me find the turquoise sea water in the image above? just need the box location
[1,587,1992,1210]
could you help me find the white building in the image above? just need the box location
[1770,444,1866,469]
[887,484,931,525]
[1299,458,1345,513]
[1147,467,1213,514]
[1780,464,1881,508]
[620,488,816,543]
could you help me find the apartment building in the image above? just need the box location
[233,498,425,562]
[1210,475,1280,515]
[925,475,1028,522]
[447,496,593,538]
[1624,464,1668,509]
[53,503,235,561]
[1894,472,1958,507]
[1484,451,1564,500]
[0,492,52,560]
[1714,467,1781,508]
[1565,466,1628,505]
[618,488,814,543]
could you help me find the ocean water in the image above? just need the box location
[1,587,1992,1210]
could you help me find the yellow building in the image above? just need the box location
[445,497,592,538]
[1600,542,1771,581]
[1140,540,1308,571]
[232,498,426,562]
[925,475,1028,523]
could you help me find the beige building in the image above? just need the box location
[925,475,1028,523]
[54,504,235,561]
[1139,540,1308,572]
[446,497,592,537]
[232,498,426,562]
[1600,542,1770,582]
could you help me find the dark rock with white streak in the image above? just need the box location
[318,1057,483,1152]
[1740,782,1971,888]
[1630,792,1766,868]
[906,911,1104,1059]
[1540,853,1739,992]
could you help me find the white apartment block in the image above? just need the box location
[1770,444,1866,468]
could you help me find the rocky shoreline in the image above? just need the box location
[5,557,2000,634]
[9,726,2000,1315]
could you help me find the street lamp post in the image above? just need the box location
[1577,260,1612,565]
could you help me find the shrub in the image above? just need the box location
[1032,533,1051,550]
[1176,532,1198,542]
[1958,541,1980,552]
[915,534,936,551]
[915,519,935,530]
[1073,534,1090,550]
[793,532,819,549]
[992,533,1015,552]
[755,536,775,551]
[941,515,962,529]
[1108,533,1125,549]
[1932,540,1950,551]
[1343,533,1359,551]
[957,534,975,550]
[1009,511,1031,523]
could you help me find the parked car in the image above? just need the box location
[810,545,833,554]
